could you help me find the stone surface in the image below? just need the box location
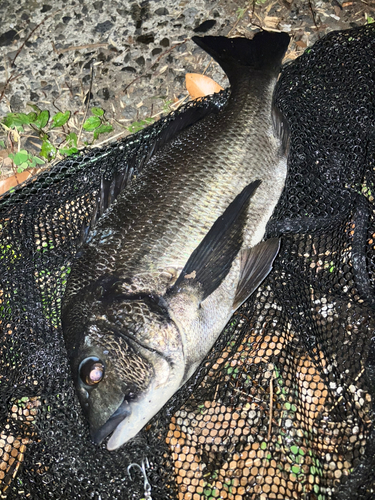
[0,0,373,178]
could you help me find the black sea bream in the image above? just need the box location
[62,31,290,450]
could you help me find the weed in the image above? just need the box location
[236,7,246,20]
[127,117,154,134]
[82,107,114,141]
[0,104,114,174]
[8,149,45,173]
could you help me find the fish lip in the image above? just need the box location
[91,398,132,445]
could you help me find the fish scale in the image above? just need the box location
[62,31,290,450]
[86,79,281,280]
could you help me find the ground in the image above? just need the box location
[0,0,374,189]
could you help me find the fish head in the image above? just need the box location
[62,286,185,450]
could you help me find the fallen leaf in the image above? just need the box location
[185,73,223,99]
[0,169,36,196]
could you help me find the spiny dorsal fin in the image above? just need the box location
[232,238,280,311]
[171,180,261,301]
[80,100,221,244]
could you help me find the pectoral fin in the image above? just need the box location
[171,180,261,301]
[233,238,280,311]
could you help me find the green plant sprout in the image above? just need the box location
[0,105,114,170]
[127,117,154,134]
[82,107,113,141]
[8,149,45,173]
[236,7,246,20]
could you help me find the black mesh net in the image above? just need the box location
[1,24,375,500]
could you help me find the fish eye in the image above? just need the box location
[79,357,105,386]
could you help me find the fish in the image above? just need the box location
[61,30,290,451]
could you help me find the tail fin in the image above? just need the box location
[192,31,289,82]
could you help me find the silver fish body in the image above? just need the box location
[62,31,290,450]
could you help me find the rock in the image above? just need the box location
[193,20,216,33]
[94,21,114,33]
[10,93,24,112]
[121,106,137,120]
[160,37,169,47]
[155,8,169,16]
[0,29,19,47]
[136,34,155,44]
[97,87,110,100]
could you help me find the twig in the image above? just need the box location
[93,130,128,147]
[308,0,321,39]
[52,41,109,55]
[227,1,251,37]
[267,373,273,441]
[250,0,257,23]
[153,39,188,65]
[123,74,148,94]
[77,62,95,146]
[12,11,59,66]
[0,73,21,105]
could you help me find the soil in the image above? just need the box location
[0,0,374,185]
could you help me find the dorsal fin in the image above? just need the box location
[171,180,261,301]
[80,99,221,244]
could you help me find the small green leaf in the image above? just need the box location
[3,112,37,129]
[10,150,29,165]
[93,123,113,141]
[29,156,45,167]
[91,107,104,117]
[27,103,41,113]
[236,7,246,19]
[66,132,78,148]
[0,140,6,148]
[34,109,50,129]
[59,131,79,155]
[33,156,45,165]
[40,139,57,159]
[26,112,37,123]
[59,147,79,156]
[17,162,29,173]
[83,116,101,131]
[50,111,70,128]
[127,119,153,133]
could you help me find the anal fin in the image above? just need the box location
[233,238,280,311]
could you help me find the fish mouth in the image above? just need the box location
[91,397,132,445]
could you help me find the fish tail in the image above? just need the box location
[192,31,290,83]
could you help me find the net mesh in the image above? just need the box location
[1,24,375,500]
